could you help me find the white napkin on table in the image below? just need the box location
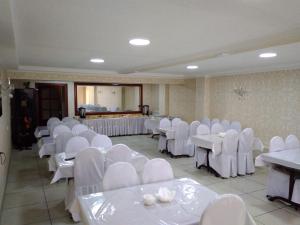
[156,187,176,203]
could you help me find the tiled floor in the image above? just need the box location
[1,135,299,225]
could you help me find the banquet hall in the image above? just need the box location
[0,1,300,225]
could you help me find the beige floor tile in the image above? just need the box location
[223,177,265,194]
[255,208,300,225]
[52,216,83,225]
[7,168,41,183]
[44,185,67,202]
[248,189,287,208]
[5,179,43,194]
[48,200,70,220]
[206,182,243,195]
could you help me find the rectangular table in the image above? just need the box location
[191,134,224,156]
[34,126,50,138]
[78,178,255,225]
[158,128,175,140]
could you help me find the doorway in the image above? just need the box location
[36,83,68,125]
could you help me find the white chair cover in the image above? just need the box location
[47,117,60,129]
[211,118,220,126]
[71,124,89,135]
[292,180,300,204]
[209,129,239,178]
[186,121,201,157]
[49,121,63,137]
[129,155,149,178]
[64,136,90,159]
[52,125,71,138]
[105,144,132,169]
[78,129,97,144]
[221,120,230,131]
[55,131,73,154]
[171,118,181,127]
[64,120,80,129]
[91,134,113,149]
[237,128,255,175]
[62,117,74,123]
[285,134,300,149]
[230,121,241,133]
[103,162,139,191]
[211,123,224,134]
[266,136,289,200]
[158,118,171,151]
[67,148,105,222]
[201,117,210,127]
[194,124,211,167]
[167,121,190,156]
[142,158,174,184]
[200,194,248,225]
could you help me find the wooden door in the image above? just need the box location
[36,83,68,125]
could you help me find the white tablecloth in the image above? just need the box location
[82,117,148,137]
[159,128,175,140]
[34,126,49,138]
[191,134,223,156]
[78,178,255,225]
[144,118,160,134]
[51,149,143,184]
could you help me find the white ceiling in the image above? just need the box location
[1,0,300,77]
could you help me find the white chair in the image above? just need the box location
[230,121,242,133]
[129,155,149,178]
[62,117,74,123]
[55,131,73,154]
[211,123,224,134]
[52,124,71,138]
[105,144,132,169]
[91,134,113,149]
[71,124,89,135]
[194,124,210,168]
[171,118,181,127]
[200,194,249,225]
[209,130,239,178]
[158,118,171,151]
[49,121,63,137]
[201,117,210,127]
[142,158,174,184]
[64,136,90,159]
[64,120,80,129]
[221,120,230,131]
[78,129,97,144]
[285,134,300,149]
[237,128,255,175]
[211,118,220,126]
[103,162,139,191]
[186,121,201,156]
[66,148,105,222]
[47,117,60,129]
[266,136,289,200]
[167,121,190,156]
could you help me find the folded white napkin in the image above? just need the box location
[218,132,226,138]
[156,187,176,203]
[143,194,156,206]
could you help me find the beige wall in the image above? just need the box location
[0,70,11,211]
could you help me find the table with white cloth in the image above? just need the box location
[34,126,50,138]
[158,128,175,140]
[81,116,148,137]
[255,148,300,207]
[51,149,143,184]
[144,117,160,136]
[78,178,256,225]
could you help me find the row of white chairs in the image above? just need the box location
[201,117,242,132]
[266,135,300,205]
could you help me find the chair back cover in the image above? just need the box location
[189,121,201,137]
[221,120,230,131]
[91,134,113,149]
[64,120,80,129]
[159,118,171,129]
[129,155,149,174]
[201,117,210,127]
[55,131,73,154]
[269,136,285,152]
[197,124,210,135]
[49,121,63,136]
[171,118,182,127]
[200,194,247,225]
[65,136,90,158]
[103,162,139,191]
[211,118,220,126]
[238,128,254,153]
[211,123,224,134]
[78,129,97,144]
[175,121,189,140]
[142,158,174,184]
[222,129,239,154]
[230,121,242,133]
[285,134,300,149]
[52,125,71,138]
[71,124,89,135]
[74,147,105,195]
[105,144,132,168]
[62,117,74,123]
[47,117,60,128]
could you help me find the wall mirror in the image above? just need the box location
[74,83,143,115]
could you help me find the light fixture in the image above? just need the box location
[90,58,104,63]
[186,65,198,70]
[129,38,150,46]
[259,52,277,58]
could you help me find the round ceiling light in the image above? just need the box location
[259,52,277,58]
[90,58,104,63]
[186,65,199,70]
[129,38,150,46]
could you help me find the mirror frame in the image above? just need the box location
[74,82,143,116]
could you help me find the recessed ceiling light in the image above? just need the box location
[186,65,198,70]
[90,58,104,63]
[259,52,277,58]
[129,38,150,46]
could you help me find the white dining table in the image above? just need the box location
[78,178,256,225]
[191,134,224,156]
[50,149,144,184]
[158,127,175,140]
[34,126,49,138]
